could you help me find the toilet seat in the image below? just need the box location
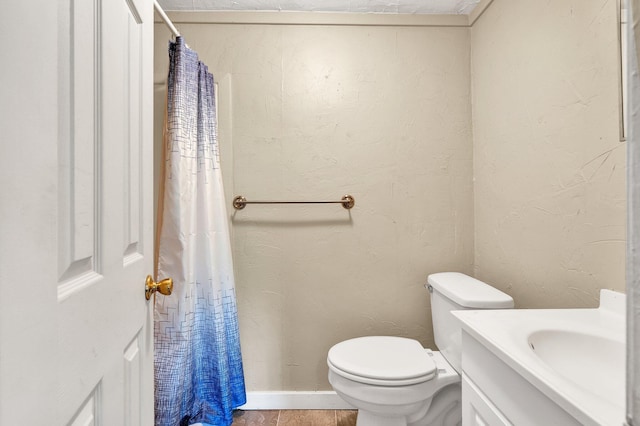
[327,336,437,386]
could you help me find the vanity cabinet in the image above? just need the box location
[460,331,582,426]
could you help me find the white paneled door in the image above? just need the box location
[0,0,155,424]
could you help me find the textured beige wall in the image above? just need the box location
[471,0,626,307]
[155,21,473,390]
[152,0,625,393]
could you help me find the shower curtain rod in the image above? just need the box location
[154,0,181,38]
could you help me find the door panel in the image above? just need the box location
[0,0,154,424]
[57,0,102,295]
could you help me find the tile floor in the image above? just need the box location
[231,410,357,426]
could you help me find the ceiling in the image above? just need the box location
[157,0,480,15]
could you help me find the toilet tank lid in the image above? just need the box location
[427,272,514,309]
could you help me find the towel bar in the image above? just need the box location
[232,195,355,210]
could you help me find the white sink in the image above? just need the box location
[454,290,626,426]
[527,329,625,404]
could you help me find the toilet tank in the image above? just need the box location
[427,272,513,373]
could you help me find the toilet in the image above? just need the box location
[327,272,514,426]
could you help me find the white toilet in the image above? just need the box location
[327,272,514,426]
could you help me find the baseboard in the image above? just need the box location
[238,391,354,410]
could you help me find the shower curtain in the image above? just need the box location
[154,37,246,426]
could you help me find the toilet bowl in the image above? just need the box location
[327,273,514,426]
[328,337,461,426]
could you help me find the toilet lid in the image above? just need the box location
[327,336,436,385]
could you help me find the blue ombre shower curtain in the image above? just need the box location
[154,37,246,426]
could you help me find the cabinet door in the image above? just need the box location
[462,375,512,426]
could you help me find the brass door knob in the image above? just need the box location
[145,275,173,300]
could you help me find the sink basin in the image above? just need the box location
[528,330,625,404]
